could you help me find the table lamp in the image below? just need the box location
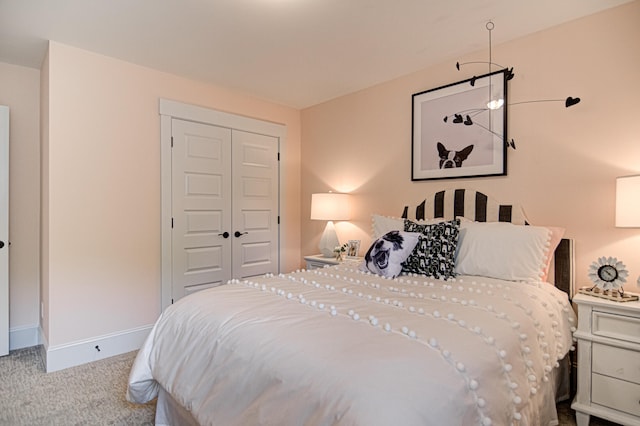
[311,192,351,257]
[616,175,640,228]
[616,175,640,288]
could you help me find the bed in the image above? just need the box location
[127,189,576,426]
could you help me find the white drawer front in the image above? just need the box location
[593,311,640,344]
[593,343,640,385]
[592,373,640,417]
[306,262,324,270]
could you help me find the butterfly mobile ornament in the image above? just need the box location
[450,21,582,150]
[579,256,639,301]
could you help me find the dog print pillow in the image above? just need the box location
[362,231,420,278]
[402,219,460,279]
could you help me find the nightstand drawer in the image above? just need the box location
[593,343,640,385]
[306,260,331,270]
[573,294,640,424]
[592,373,640,417]
[593,310,640,344]
[304,255,339,270]
[304,255,362,270]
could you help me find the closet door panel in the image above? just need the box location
[232,130,279,279]
[171,119,232,300]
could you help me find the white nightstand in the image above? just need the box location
[304,254,362,270]
[571,292,640,426]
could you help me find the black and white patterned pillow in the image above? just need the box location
[402,219,460,279]
[363,231,420,278]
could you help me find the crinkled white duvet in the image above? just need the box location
[127,264,576,426]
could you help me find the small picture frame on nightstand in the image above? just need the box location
[346,240,361,258]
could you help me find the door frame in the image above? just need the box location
[159,99,285,311]
[0,105,9,356]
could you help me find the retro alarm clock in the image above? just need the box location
[587,256,628,291]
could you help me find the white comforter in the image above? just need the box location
[127,264,576,426]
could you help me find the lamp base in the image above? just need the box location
[318,221,339,258]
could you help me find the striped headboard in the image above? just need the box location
[402,188,529,225]
[401,188,574,298]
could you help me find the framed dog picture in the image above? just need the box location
[346,240,361,258]
[411,69,508,181]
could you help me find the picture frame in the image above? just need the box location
[411,69,508,181]
[346,240,361,258]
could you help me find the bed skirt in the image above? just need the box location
[151,356,571,426]
[155,387,199,426]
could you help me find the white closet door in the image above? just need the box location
[231,130,279,279]
[0,106,9,356]
[171,119,232,300]
[160,99,283,308]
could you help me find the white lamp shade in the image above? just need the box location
[310,193,350,221]
[616,175,640,227]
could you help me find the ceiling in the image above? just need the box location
[0,0,632,109]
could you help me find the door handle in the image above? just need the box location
[234,231,248,238]
[218,232,230,239]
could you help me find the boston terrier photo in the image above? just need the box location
[364,230,406,276]
[437,142,474,169]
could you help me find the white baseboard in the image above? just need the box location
[44,324,153,372]
[9,324,41,350]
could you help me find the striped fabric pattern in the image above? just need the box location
[402,189,529,225]
[400,188,574,297]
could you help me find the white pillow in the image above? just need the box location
[371,214,404,239]
[371,214,445,239]
[541,226,565,282]
[454,221,552,282]
[362,231,420,278]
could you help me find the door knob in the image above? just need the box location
[0,241,4,249]
[234,231,248,238]
[218,232,230,239]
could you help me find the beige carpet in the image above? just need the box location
[0,346,155,425]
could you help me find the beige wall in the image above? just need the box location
[42,42,301,346]
[4,1,639,353]
[301,1,640,293]
[0,62,41,334]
